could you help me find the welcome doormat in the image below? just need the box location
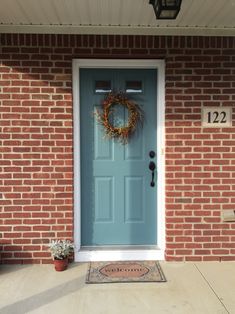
[86,261,166,283]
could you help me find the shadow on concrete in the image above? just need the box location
[0,275,85,314]
[0,264,32,275]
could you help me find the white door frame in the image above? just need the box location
[72,59,165,262]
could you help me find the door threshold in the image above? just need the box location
[80,245,158,251]
[75,247,164,262]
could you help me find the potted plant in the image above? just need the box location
[48,239,74,271]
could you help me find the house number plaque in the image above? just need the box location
[202,107,232,127]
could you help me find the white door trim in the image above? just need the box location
[72,59,165,262]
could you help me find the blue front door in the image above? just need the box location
[80,68,157,246]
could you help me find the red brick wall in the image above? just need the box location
[0,34,235,263]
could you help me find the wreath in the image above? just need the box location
[95,92,144,144]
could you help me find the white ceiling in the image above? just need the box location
[0,0,235,35]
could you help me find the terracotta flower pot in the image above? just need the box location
[54,258,68,271]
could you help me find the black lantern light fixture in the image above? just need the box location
[149,0,182,19]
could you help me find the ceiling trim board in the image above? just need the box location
[0,25,235,36]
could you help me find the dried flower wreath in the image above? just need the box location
[95,92,144,144]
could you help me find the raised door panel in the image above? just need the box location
[94,177,114,222]
[124,176,144,222]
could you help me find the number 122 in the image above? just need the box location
[207,111,227,124]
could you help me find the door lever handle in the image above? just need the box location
[149,161,156,187]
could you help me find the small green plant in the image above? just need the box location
[48,239,74,260]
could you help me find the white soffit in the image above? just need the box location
[0,0,235,36]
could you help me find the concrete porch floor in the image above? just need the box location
[0,262,234,314]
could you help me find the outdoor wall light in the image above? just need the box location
[149,0,182,19]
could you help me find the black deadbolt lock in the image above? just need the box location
[149,151,155,158]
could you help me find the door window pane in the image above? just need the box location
[95,80,112,93]
[126,81,143,93]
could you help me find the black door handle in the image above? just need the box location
[149,161,156,187]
